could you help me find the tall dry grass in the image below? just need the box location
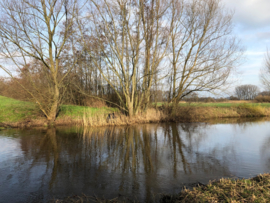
[2,101,270,128]
[56,108,165,127]
[58,104,270,126]
[237,103,265,117]
[160,103,269,122]
[161,174,270,203]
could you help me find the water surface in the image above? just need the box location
[1,118,270,202]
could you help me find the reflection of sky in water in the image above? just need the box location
[0,136,23,163]
[195,122,270,177]
[135,121,270,178]
[1,120,270,202]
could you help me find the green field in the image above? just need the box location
[156,102,270,108]
[0,96,118,123]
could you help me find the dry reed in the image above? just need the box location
[2,104,270,128]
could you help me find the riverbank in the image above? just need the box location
[49,173,270,202]
[1,95,270,128]
[161,173,270,203]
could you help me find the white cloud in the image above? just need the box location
[245,51,266,56]
[225,0,270,29]
[256,32,270,41]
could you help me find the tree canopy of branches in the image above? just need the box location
[235,84,259,100]
[260,50,270,91]
[77,0,243,116]
[0,0,83,123]
[78,0,170,116]
[167,0,243,103]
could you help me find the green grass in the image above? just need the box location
[0,95,119,123]
[0,95,37,122]
[1,95,270,124]
[257,103,270,107]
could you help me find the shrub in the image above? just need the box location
[255,95,270,103]
[229,96,239,100]
[215,97,229,102]
[84,98,107,108]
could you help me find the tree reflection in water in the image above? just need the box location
[261,134,270,169]
[1,123,235,202]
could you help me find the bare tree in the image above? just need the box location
[167,0,243,103]
[0,0,83,124]
[235,84,259,100]
[260,50,270,91]
[78,0,170,117]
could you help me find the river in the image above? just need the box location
[1,118,270,202]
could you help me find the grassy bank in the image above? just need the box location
[162,173,270,203]
[1,95,270,128]
[0,96,162,128]
[0,95,119,127]
[49,174,270,202]
[0,95,37,122]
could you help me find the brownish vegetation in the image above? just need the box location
[55,108,163,127]
[162,174,270,203]
[64,103,269,127]
[1,100,270,129]
[255,95,270,103]
[160,103,268,123]
[184,97,229,103]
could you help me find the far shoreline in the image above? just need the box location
[2,95,270,129]
[1,104,270,129]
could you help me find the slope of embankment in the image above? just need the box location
[1,95,270,128]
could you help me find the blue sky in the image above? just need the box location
[225,0,270,91]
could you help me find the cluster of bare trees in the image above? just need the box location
[0,0,243,123]
[235,84,259,100]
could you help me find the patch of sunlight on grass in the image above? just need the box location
[0,95,119,122]
[0,95,37,122]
